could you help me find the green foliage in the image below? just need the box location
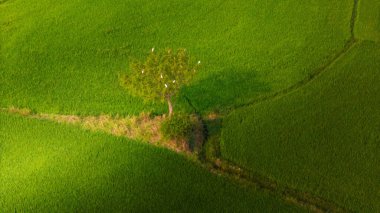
[120,48,200,104]
[0,112,299,212]
[160,113,193,140]
[200,117,222,161]
[202,135,221,161]
[221,42,380,212]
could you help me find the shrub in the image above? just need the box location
[161,113,193,140]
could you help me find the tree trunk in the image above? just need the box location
[167,98,173,116]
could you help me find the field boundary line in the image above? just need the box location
[226,0,360,113]
[229,40,358,111]
[350,0,359,38]
[201,157,351,213]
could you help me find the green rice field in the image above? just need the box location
[221,37,380,213]
[1,0,379,211]
[0,112,299,212]
[1,0,353,115]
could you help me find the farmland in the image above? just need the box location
[1,0,353,115]
[0,112,298,212]
[1,0,379,211]
[221,41,380,212]
[221,1,380,210]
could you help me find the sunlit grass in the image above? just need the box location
[0,112,300,212]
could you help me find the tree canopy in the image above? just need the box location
[120,48,201,115]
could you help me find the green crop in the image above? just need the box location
[0,112,299,212]
[0,0,352,115]
[221,41,380,212]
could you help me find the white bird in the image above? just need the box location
[172,80,176,83]
[141,69,144,74]
[165,84,168,88]
[160,74,163,79]
[151,47,155,52]
[198,61,201,64]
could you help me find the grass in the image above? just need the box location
[221,41,380,212]
[0,112,300,212]
[1,0,378,211]
[0,0,353,115]
[356,0,380,42]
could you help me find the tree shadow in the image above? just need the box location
[181,67,271,113]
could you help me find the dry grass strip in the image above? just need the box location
[2,106,192,154]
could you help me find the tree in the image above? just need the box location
[119,48,201,116]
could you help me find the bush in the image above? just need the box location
[161,113,193,140]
